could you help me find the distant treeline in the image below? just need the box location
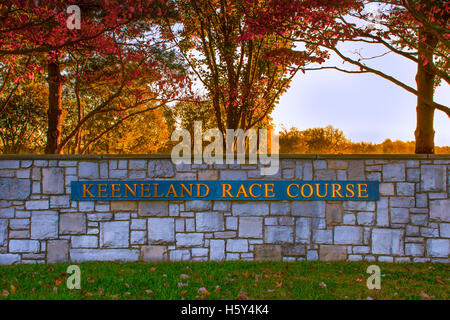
[279,126,450,155]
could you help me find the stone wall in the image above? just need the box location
[0,155,448,265]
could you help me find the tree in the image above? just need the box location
[162,0,328,134]
[244,0,449,153]
[0,0,186,153]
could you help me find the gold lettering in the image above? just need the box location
[141,184,151,198]
[332,184,344,198]
[346,184,355,198]
[82,184,94,198]
[166,184,178,198]
[264,184,275,198]
[236,184,249,198]
[98,184,108,198]
[197,184,209,198]
[287,184,299,198]
[358,184,369,198]
[153,184,164,198]
[316,183,329,198]
[124,184,137,198]
[249,184,262,198]
[180,184,193,197]
[301,184,313,198]
[111,184,121,198]
[222,184,233,198]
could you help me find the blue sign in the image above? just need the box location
[71,181,379,201]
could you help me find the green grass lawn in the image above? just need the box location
[0,261,448,300]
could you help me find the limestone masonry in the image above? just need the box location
[0,155,448,264]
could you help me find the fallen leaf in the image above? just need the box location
[150,267,156,272]
[53,287,58,293]
[366,296,374,300]
[267,289,274,293]
[319,282,327,288]
[420,291,432,300]
[125,283,131,289]
[1,290,9,297]
[145,290,153,294]
[434,279,444,285]
[178,282,188,287]
[55,280,62,286]
[180,290,187,295]
[180,274,189,279]
[10,285,16,293]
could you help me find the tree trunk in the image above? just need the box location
[414,28,438,154]
[45,57,64,154]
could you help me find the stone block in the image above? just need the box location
[129,160,147,170]
[292,201,326,217]
[196,212,224,232]
[265,226,294,244]
[31,211,58,239]
[60,213,86,234]
[319,245,347,261]
[372,228,404,255]
[210,239,225,261]
[9,239,40,253]
[0,207,14,218]
[334,226,363,244]
[198,170,218,180]
[111,201,137,211]
[170,249,191,261]
[254,245,282,261]
[139,201,168,216]
[295,218,311,242]
[100,221,129,248]
[50,196,70,209]
[42,168,64,194]
[238,217,263,238]
[391,208,410,223]
[148,160,174,178]
[441,223,450,238]
[71,235,98,248]
[326,203,343,226]
[185,201,212,211]
[140,245,168,261]
[176,233,204,247]
[226,239,248,252]
[426,239,449,258]
[148,218,174,244]
[47,240,69,263]
[25,200,49,210]
[232,202,269,216]
[270,202,290,215]
[0,219,7,246]
[131,231,146,245]
[0,254,20,265]
[312,229,332,244]
[70,249,139,262]
[383,163,405,182]
[405,243,424,257]
[0,179,31,200]
[357,212,374,225]
[421,165,446,192]
[430,199,450,222]
[282,244,306,257]
[78,162,99,179]
[348,161,365,180]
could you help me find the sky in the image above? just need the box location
[272,42,450,147]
